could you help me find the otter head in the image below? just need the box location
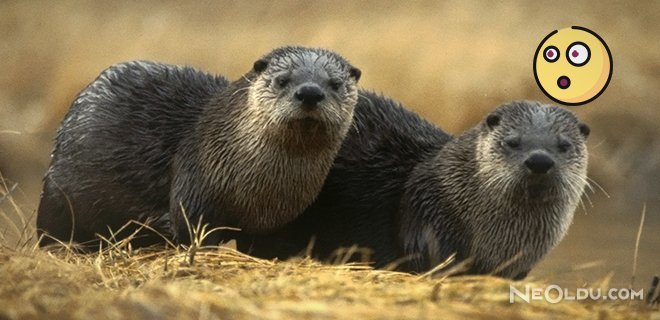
[462,101,590,277]
[477,100,589,204]
[195,47,361,232]
[401,101,590,278]
[247,46,361,153]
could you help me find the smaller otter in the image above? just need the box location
[400,101,589,278]
[36,46,361,247]
[240,99,589,280]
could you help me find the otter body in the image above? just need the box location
[241,99,589,279]
[37,46,361,247]
[37,61,228,246]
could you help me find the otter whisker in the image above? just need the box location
[241,75,254,84]
[229,86,251,100]
[358,92,375,109]
[323,101,343,124]
[564,177,591,212]
[562,174,589,205]
[574,175,594,208]
[350,114,364,136]
[583,179,596,194]
[581,190,594,209]
[564,174,593,212]
[570,171,595,195]
[586,176,610,198]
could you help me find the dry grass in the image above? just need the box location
[0,245,654,320]
[1,183,657,319]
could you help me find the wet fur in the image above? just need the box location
[237,91,451,265]
[240,100,589,279]
[37,47,361,247]
[170,47,360,243]
[37,61,228,246]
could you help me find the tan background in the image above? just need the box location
[1,1,658,288]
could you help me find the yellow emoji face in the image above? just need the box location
[534,26,612,105]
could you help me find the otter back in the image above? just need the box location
[37,61,229,247]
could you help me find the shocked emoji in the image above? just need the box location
[534,26,613,106]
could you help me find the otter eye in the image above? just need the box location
[275,75,290,88]
[329,78,343,91]
[503,136,521,149]
[558,140,572,153]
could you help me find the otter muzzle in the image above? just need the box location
[524,152,555,174]
[295,84,325,108]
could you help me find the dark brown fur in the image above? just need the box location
[37,46,361,247]
[239,100,589,279]
[170,47,361,243]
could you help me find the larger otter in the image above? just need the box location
[240,98,589,279]
[37,46,361,247]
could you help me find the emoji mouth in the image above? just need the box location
[557,76,571,89]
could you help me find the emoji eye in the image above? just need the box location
[567,42,590,66]
[543,46,559,62]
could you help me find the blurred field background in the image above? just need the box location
[0,0,658,292]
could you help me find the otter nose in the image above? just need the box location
[295,85,325,106]
[525,152,555,174]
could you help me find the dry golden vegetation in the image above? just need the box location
[0,184,656,319]
[1,1,659,318]
[0,247,657,319]
[0,247,653,320]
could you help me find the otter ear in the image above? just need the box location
[578,123,590,138]
[486,114,500,130]
[253,59,269,73]
[349,67,361,82]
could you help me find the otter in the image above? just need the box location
[239,98,589,280]
[36,46,361,247]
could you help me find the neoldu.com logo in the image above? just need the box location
[510,284,644,304]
